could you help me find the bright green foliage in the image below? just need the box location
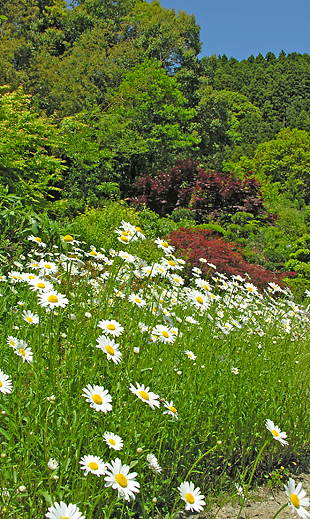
[233,128,310,205]
[60,59,199,200]
[196,82,263,156]
[0,86,65,204]
[206,52,310,135]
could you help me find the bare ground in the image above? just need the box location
[179,474,310,519]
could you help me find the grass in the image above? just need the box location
[0,221,309,518]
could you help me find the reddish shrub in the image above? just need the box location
[168,227,295,289]
[131,158,266,222]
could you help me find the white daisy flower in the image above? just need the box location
[47,458,59,470]
[7,336,19,349]
[97,319,124,337]
[96,336,122,364]
[265,419,289,446]
[103,431,123,451]
[147,454,162,474]
[82,384,112,413]
[79,455,106,477]
[38,291,69,309]
[152,324,176,344]
[244,282,259,295]
[185,350,196,361]
[154,238,174,254]
[28,277,54,292]
[28,235,47,248]
[235,483,244,498]
[104,457,140,501]
[195,278,212,292]
[22,310,39,325]
[38,260,58,274]
[163,400,178,420]
[169,274,184,287]
[8,271,23,283]
[128,293,147,308]
[284,478,310,518]
[0,370,13,394]
[21,272,36,282]
[15,345,33,364]
[178,481,206,513]
[185,316,199,324]
[45,501,85,519]
[129,382,160,410]
[190,290,210,310]
[231,367,239,375]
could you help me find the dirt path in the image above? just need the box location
[202,474,310,519]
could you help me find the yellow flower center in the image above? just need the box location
[37,283,45,288]
[174,278,180,283]
[162,331,169,338]
[44,264,51,269]
[271,429,280,437]
[63,235,74,242]
[90,250,97,256]
[28,275,35,280]
[135,227,142,233]
[121,231,128,236]
[162,241,169,248]
[92,394,103,405]
[185,493,195,504]
[19,348,26,357]
[47,295,58,303]
[107,324,116,331]
[247,286,253,292]
[109,439,116,445]
[138,390,149,401]
[10,341,16,346]
[115,473,128,488]
[203,284,209,290]
[26,316,33,323]
[169,406,177,414]
[168,260,176,266]
[35,237,41,242]
[120,236,128,242]
[196,296,203,304]
[61,517,70,519]
[290,493,300,508]
[88,462,98,471]
[0,380,2,387]
[134,297,141,303]
[105,345,115,355]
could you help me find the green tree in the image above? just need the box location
[0,85,65,204]
[60,59,199,200]
[233,128,310,205]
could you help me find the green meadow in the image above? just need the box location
[0,216,309,518]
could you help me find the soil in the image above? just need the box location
[180,473,310,519]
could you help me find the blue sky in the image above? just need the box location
[149,0,310,61]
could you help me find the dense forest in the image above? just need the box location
[1,0,310,296]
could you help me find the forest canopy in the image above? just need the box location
[1,0,310,209]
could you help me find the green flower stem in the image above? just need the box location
[236,438,272,519]
[171,443,217,516]
[270,503,288,519]
[138,452,147,519]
